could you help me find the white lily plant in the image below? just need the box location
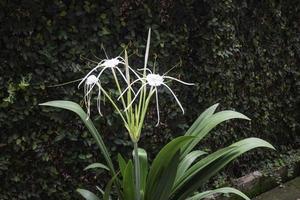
[40,29,275,200]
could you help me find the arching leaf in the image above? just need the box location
[77,189,100,200]
[186,187,250,200]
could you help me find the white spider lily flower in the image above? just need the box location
[120,68,194,126]
[78,56,126,89]
[84,75,102,119]
[78,56,139,96]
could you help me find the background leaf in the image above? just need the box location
[76,189,100,200]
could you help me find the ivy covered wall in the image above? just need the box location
[0,0,299,199]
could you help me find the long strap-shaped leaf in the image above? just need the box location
[84,162,110,171]
[119,149,148,200]
[136,148,148,199]
[40,101,116,175]
[103,172,120,200]
[40,101,123,198]
[145,136,194,200]
[172,147,235,195]
[172,138,275,200]
[118,154,127,178]
[154,150,180,200]
[186,187,250,200]
[175,150,207,182]
[182,110,250,157]
[77,189,100,200]
[185,103,219,136]
[123,160,135,200]
[117,155,135,200]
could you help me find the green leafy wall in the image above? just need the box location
[0,0,299,199]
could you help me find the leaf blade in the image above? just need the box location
[123,160,135,200]
[40,101,115,175]
[145,136,194,200]
[76,189,100,200]
[175,150,207,182]
[182,110,250,157]
[172,138,274,200]
[136,148,148,198]
[186,187,250,200]
[84,163,110,171]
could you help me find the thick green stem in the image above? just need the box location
[133,142,141,200]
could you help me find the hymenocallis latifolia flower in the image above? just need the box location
[120,67,194,126]
[83,75,102,119]
[78,57,127,90]
[78,29,193,141]
[78,57,129,121]
[78,56,139,101]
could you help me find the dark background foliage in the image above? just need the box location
[0,0,299,199]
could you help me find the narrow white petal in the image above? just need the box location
[114,66,129,83]
[84,84,88,111]
[137,68,152,74]
[117,78,144,100]
[84,66,108,97]
[162,83,185,114]
[85,84,92,120]
[96,83,103,116]
[78,64,101,88]
[127,65,142,79]
[155,87,160,127]
[109,62,139,95]
[116,56,125,62]
[163,76,195,86]
[124,83,146,111]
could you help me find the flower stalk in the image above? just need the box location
[76,28,194,199]
[133,142,141,200]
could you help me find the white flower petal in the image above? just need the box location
[163,75,195,85]
[162,83,185,114]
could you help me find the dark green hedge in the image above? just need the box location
[0,0,299,199]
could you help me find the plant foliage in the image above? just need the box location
[0,0,299,199]
[41,101,274,200]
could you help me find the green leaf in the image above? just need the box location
[145,136,194,200]
[103,172,120,200]
[76,189,100,200]
[123,160,135,200]
[84,163,109,171]
[155,150,180,200]
[172,138,275,200]
[40,101,122,196]
[40,101,115,175]
[118,154,127,177]
[175,150,207,182]
[185,103,219,136]
[186,187,250,200]
[182,110,250,157]
[136,148,148,198]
